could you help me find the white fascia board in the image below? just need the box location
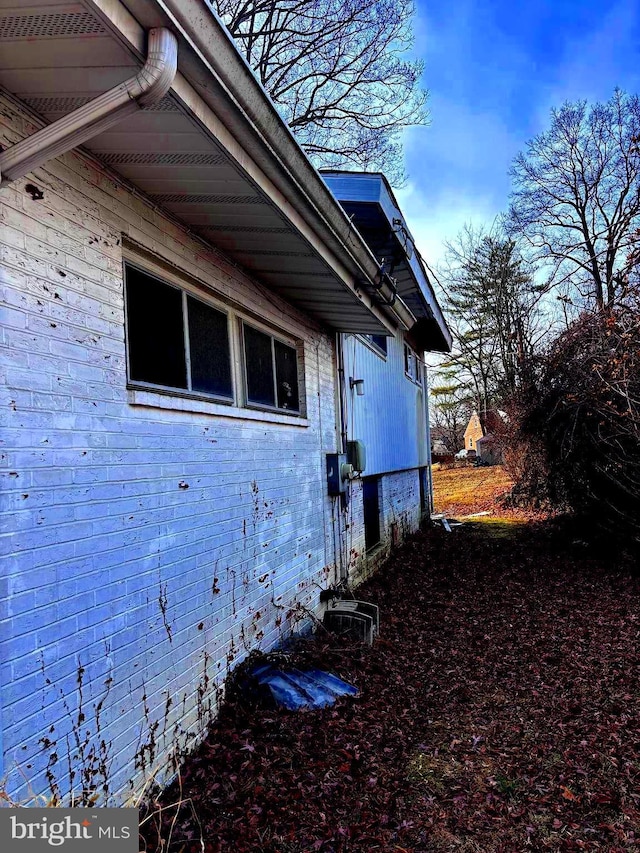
[88,0,403,335]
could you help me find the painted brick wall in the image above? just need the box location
[347,468,423,586]
[0,94,342,804]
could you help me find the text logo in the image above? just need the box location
[0,809,137,851]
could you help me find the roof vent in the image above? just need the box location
[0,11,106,40]
[101,152,226,166]
[151,193,262,205]
[23,94,180,116]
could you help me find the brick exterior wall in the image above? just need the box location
[347,468,425,586]
[0,94,430,806]
[0,94,343,804]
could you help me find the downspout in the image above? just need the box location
[335,332,349,583]
[0,28,178,186]
[336,332,348,455]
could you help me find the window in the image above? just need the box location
[404,343,423,384]
[363,333,388,355]
[243,323,300,412]
[125,264,232,400]
[125,262,304,417]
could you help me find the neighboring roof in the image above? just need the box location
[0,0,425,337]
[476,434,495,445]
[321,171,452,352]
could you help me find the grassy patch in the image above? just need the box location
[432,465,513,518]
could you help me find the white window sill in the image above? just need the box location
[128,389,309,427]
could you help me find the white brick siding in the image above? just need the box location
[347,468,425,586]
[0,93,431,807]
[0,94,341,803]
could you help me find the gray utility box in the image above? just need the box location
[347,440,366,474]
[323,600,379,645]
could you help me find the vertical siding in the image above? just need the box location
[342,334,427,476]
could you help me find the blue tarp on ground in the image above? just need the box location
[249,664,359,710]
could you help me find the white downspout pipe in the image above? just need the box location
[0,27,178,186]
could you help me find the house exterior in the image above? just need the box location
[0,0,451,806]
[463,410,504,463]
[464,411,484,453]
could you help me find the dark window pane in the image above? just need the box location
[244,325,275,406]
[274,340,299,411]
[187,296,232,398]
[369,334,388,353]
[126,267,187,389]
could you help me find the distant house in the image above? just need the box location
[463,410,505,463]
[0,0,451,806]
[431,439,451,458]
[429,427,452,459]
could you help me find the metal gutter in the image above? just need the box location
[0,27,178,185]
[320,170,453,351]
[111,0,407,332]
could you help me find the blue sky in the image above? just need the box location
[397,0,640,268]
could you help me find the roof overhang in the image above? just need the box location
[321,171,453,352]
[0,0,416,337]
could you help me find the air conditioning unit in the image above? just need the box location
[323,600,379,645]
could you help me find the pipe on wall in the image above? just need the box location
[0,27,178,186]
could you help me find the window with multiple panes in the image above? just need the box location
[125,263,301,414]
[242,323,300,412]
[403,343,423,384]
[126,265,233,400]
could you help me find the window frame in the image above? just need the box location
[404,342,423,386]
[240,319,301,415]
[123,259,304,418]
[124,262,234,404]
[360,333,389,358]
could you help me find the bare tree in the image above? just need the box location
[508,89,640,311]
[209,0,427,183]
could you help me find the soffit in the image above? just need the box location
[321,172,453,351]
[0,0,389,334]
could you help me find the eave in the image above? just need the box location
[321,171,453,352]
[0,0,413,336]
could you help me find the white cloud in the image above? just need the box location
[396,183,499,269]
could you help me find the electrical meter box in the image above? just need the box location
[347,440,366,474]
[326,453,348,495]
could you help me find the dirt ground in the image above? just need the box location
[140,473,640,853]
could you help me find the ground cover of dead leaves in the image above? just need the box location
[141,508,640,852]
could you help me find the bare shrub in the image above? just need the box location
[505,307,640,541]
